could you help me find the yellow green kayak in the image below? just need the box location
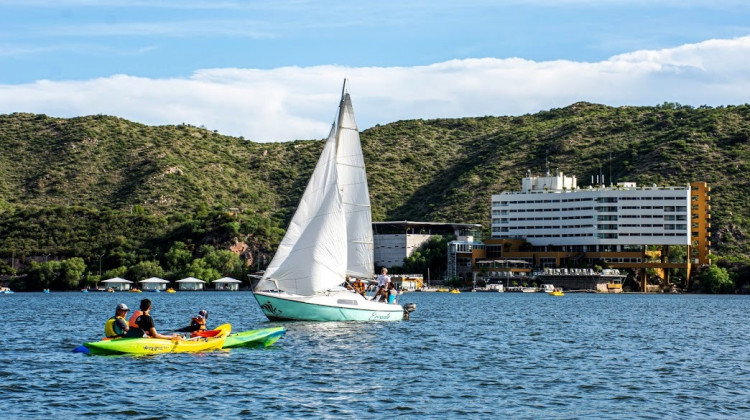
[82,324,231,355]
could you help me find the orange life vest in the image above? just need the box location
[129,310,143,328]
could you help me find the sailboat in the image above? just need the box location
[252,81,413,322]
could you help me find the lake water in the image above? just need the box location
[1,291,749,419]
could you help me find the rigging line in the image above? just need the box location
[336,162,365,169]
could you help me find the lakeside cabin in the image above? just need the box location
[175,277,206,291]
[139,277,170,291]
[101,277,133,291]
[213,277,242,291]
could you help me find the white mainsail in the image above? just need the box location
[257,123,348,295]
[335,93,374,280]
[257,84,373,295]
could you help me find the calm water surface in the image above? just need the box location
[1,291,749,418]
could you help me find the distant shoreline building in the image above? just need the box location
[449,170,710,291]
[373,221,481,269]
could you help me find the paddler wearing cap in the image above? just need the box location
[175,309,209,333]
[104,303,131,338]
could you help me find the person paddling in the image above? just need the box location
[104,303,130,338]
[128,308,143,328]
[126,298,180,340]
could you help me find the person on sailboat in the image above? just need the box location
[372,267,390,302]
[386,282,398,304]
[352,278,366,297]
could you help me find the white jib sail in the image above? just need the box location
[257,123,348,295]
[336,93,374,279]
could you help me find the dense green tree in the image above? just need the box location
[59,257,86,289]
[126,260,166,282]
[180,258,221,282]
[395,235,451,280]
[0,260,15,275]
[103,266,128,279]
[165,242,193,273]
[26,261,61,290]
[204,249,243,278]
[697,265,734,294]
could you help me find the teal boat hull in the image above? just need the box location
[253,291,404,322]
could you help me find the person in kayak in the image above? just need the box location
[104,303,130,338]
[128,308,143,328]
[175,309,209,333]
[126,298,180,340]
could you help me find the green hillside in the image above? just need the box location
[1,102,750,284]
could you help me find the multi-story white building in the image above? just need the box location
[491,171,691,250]
[446,170,709,291]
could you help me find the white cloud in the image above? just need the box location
[1,35,749,142]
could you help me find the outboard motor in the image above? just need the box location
[402,303,417,320]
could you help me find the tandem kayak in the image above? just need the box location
[80,324,231,355]
[193,326,286,348]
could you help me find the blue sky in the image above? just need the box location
[1,0,749,141]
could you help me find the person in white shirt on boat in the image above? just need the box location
[372,267,390,302]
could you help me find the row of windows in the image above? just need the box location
[619,233,685,237]
[619,196,686,201]
[494,216,595,223]
[495,233,596,238]
[508,207,594,213]
[496,215,684,223]
[617,224,687,229]
[494,196,687,206]
[493,232,686,238]
[503,225,595,230]
[499,206,688,213]
[498,224,688,230]
[494,198,596,206]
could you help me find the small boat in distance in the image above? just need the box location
[252,81,413,322]
[449,289,461,294]
[1,287,14,294]
[549,289,565,297]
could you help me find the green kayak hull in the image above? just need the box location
[223,327,286,348]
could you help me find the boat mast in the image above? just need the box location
[335,79,348,151]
